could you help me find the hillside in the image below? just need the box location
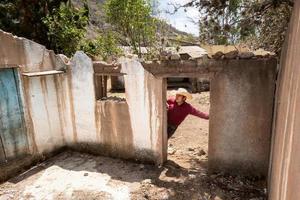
[72,0,199,46]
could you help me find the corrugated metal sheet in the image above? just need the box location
[0,68,28,161]
[269,1,300,199]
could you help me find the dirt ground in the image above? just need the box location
[0,91,266,200]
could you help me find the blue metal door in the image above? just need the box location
[0,68,28,161]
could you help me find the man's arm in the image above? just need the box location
[166,98,174,110]
[167,97,174,105]
[189,105,209,120]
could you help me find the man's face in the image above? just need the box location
[175,94,186,104]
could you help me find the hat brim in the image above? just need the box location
[176,92,193,100]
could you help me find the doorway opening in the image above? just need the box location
[165,76,210,169]
[162,74,267,199]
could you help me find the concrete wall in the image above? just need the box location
[121,59,166,163]
[68,54,166,163]
[0,30,70,157]
[96,100,133,158]
[68,52,98,144]
[209,59,277,176]
[21,74,73,154]
[269,1,300,199]
[0,29,279,182]
[0,30,66,71]
[0,30,72,181]
[0,29,166,178]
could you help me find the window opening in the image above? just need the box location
[94,74,126,101]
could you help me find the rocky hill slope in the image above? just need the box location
[72,0,199,45]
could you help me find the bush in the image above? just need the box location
[104,0,156,56]
[80,32,121,61]
[43,2,89,57]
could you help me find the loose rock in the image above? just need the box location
[187,147,195,151]
[170,53,181,60]
[168,147,176,155]
[239,52,255,59]
[142,179,152,184]
[197,149,206,156]
[224,50,238,59]
[212,51,224,59]
[139,164,145,170]
[214,196,223,200]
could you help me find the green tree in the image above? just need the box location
[80,32,121,61]
[0,0,66,47]
[174,0,293,52]
[104,0,156,56]
[198,0,246,45]
[43,1,89,56]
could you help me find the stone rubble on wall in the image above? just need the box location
[93,44,276,67]
[169,53,181,60]
[239,52,255,59]
[205,49,275,60]
[212,51,224,59]
[157,47,275,61]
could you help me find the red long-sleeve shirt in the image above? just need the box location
[167,98,209,126]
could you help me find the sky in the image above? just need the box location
[158,0,200,36]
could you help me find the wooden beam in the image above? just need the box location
[94,73,126,76]
[22,70,65,77]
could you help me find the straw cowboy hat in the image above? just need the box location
[175,88,193,100]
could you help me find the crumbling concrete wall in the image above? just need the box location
[69,55,166,163]
[96,100,133,158]
[0,29,279,182]
[121,59,166,163]
[21,75,67,153]
[269,1,300,199]
[0,30,70,156]
[142,58,277,176]
[67,52,97,144]
[0,30,166,183]
[0,30,66,71]
[209,59,277,176]
[0,30,72,181]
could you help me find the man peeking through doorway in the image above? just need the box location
[167,88,209,139]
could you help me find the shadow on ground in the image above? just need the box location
[0,150,266,200]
